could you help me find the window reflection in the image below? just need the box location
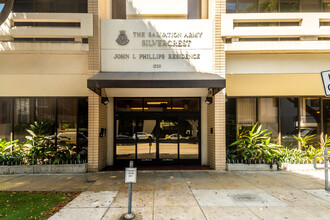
[280,98,299,148]
[115,98,200,113]
[144,98,171,112]
[57,98,78,145]
[0,98,12,140]
[258,98,278,138]
[300,98,320,145]
[14,98,35,142]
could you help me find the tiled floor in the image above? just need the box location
[1,170,329,220]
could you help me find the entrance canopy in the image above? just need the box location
[87,72,226,96]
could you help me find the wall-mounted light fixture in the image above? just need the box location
[101,97,109,105]
[205,97,212,105]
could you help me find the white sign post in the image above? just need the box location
[321,70,330,97]
[123,161,136,220]
[125,167,137,183]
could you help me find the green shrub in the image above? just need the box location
[0,121,87,165]
[229,123,283,163]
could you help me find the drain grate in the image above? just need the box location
[230,193,262,202]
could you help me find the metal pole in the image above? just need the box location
[325,148,329,191]
[125,161,134,219]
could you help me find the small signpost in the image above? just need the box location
[321,70,330,97]
[123,161,137,220]
[313,148,330,191]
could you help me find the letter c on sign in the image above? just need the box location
[328,84,330,91]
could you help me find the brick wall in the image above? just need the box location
[87,0,108,171]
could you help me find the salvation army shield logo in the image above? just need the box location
[116,30,129,46]
[0,0,14,26]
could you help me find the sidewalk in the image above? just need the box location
[0,170,329,219]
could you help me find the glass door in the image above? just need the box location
[115,116,200,166]
[136,119,157,164]
[178,119,199,163]
[158,118,179,164]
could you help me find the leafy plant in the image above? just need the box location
[229,123,283,163]
[0,121,87,165]
[319,134,330,150]
[279,148,308,163]
[0,138,24,164]
[293,134,316,150]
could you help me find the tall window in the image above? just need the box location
[14,98,35,142]
[0,98,12,140]
[258,98,278,138]
[226,98,237,147]
[236,98,257,127]
[300,98,321,145]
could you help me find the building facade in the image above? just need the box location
[222,0,330,150]
[0,0,227,171]
[0,0,328,171]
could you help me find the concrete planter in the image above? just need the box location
[0,164,88,175]
[281,163,315,171]
[227,163,278,171]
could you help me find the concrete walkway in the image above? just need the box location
[0,170,329,219]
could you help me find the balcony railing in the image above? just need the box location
[221,13,330,53]
[0,13,93,41]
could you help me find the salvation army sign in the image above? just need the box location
[101,20,213,72]
[0,0,14,26]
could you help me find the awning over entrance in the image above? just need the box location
[87,72,226,96]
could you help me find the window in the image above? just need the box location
[226,98,236,147]
[0,97,87,147]
[0,98,12,140]
[258,0,278,12]
[300,98,321,145]
[188,0,201,19]
[113,0,201,19]
[13,0,87,13]
[237,98,257,127]
[14,98,35,142]
[57,98,78,146]
[112,0,126,19]
[227,0,328,12]
[115,98,200,113]
[279,0,299,12]
[323,0,330,11]
[238,0,258,13]
[258,98,278,138]
[300,0,321,12]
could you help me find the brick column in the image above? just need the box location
[207,0,226,170]
[87,0,108,171]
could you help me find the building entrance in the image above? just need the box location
[114,98,201,166]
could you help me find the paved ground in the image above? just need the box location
[0,170,329,219]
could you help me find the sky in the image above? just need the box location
[0,4,4,12]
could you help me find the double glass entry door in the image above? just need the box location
[115,117,200,165]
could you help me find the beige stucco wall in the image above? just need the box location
[226,53,328,97]
[226,73,324,97]
[0,52,89,96]
[227,54,330,75]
